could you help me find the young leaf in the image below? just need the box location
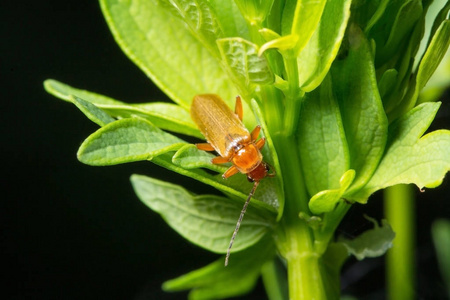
[234,0,274,23]
[297,74,349,197]
[289,0,327,57]
[217,37,274,94]
[71,96,115,127]
[208,0,249,38]
[100,0,238,108]
[154,0,223,55]
[396,19,450,115]
[350,102,450,202]
[376,0,423,64]
[163,237,275,299]
[78,118,186,166]
[131,175,276,254]
[378,69,398,99]
[364,0,390,33]
[309,170,355,215]
[339,216,396,260]
[331,25,388,195]
[297,0,351,92]
[258,30,299,55]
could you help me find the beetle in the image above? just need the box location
[190,94,273,266]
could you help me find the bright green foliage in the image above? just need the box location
[45,0,450,299]
[44,80,202,137]
[351,102,450,202]
[131,175,276,253]
[163,237,275,299]
[99,0,237,110]
[77,118,186,166]
[297,0,351,91]
[309,170,355,214]
[72,96,115,126]
[217,37,274,95]
[331,25,389,195]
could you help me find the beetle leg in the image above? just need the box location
[211,156,230,164]
[196,143,215,151]
[250,125,261,141]
[235,96,243,121]
[223,166,240,178]
[255,137,266,149]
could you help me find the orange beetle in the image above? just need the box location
[190,94,273,266]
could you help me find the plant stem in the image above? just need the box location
[283,56,303,136]
[274,134,327,300]
[315,202,351,255]
[385,184,415,300]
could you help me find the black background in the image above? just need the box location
[2,1,449,299]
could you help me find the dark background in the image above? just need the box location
[2,1,449,299]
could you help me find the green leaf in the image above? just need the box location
[378,69,398,99]
[389,18,450,120]
[364,0,390,33]
[350,102,450,202]
[339,216,396,260]
[217,37,274,94]
[131,175,275,254]
[381,27,418,114]
[289,0,327,57]
[297,74,349,197]
[78,118,185,166]
[172,144,226,173]
[208,0,249,38]
[44,79,125,105]
[234,0,274,24]
[297,0,352,92]
[432,219,450,297]
[408,20,450,108]
[163,237,275,299]
[100,0,238,108]
[154,0,223,55]
[331,25,388,195]
[152,153,279,212]
[44,79,202,138]
[427,1,450,47]
[71,96,115,127]
[309,170,355,215]
[258,29,298,55]
[376,0,423,64]
[418,42,450,103]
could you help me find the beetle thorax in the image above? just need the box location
[231,143,263,174]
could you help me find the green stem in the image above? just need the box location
[283,55,303,136]
[315,202,351,255]
[274,134,327,300]
[385,184,415,300]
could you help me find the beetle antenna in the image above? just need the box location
[225,181,260,266]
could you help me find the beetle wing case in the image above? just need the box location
[191,94,250,158]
